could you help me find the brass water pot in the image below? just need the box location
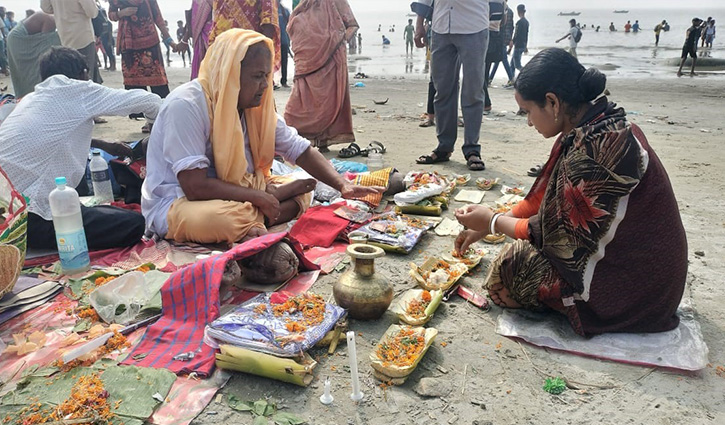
[333,244,393,320]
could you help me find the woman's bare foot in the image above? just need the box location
[266,178,317,201]
[487,282,522,309]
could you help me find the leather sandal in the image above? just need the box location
[338,142,363,158]
[416,151,451,164]
[466,154,486,171]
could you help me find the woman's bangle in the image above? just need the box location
[489,213,503,236]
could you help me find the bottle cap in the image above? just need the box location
[55,177,67,185]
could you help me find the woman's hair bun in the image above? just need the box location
[578,68,607,102]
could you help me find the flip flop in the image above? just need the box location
[466,154,486,171]
[527,164,543,177]
[416,151,450,164]
[361,141,386,157]
[338,142,363,158]
[419,118,435,127]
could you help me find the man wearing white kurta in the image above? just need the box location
[0,47,161,249]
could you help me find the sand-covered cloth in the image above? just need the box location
[6,21,61,98]
[486,99,687,336]
[283,0,356,147]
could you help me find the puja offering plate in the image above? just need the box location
[449,173,471,186]
[370,324,438,380]
[391,288,444,326]
[475,177,500,191]
[410,257,469,291]
[441,248,486,270]
[501,185,526,196]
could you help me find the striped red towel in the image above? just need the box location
[120,232,318,377]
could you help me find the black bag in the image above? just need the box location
[92,7,111,37]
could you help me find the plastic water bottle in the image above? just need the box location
[89,150,113,204]
[367,152,384,171]
[49,177,90,274]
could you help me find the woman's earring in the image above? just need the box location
[555,115,559,123]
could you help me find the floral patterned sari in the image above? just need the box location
[109,0,169,87]
[209,0,281,71]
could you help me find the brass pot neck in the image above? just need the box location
[354,258,375,277]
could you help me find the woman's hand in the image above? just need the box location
[455,229,486,254]
[118,7,137,18]
[173,41,189,53]
[340,183,385,199]
[454,205,493,232]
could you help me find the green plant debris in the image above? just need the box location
[227,396,305,424]
[543,377,567,395]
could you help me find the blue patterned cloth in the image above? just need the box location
[205,292,345,357]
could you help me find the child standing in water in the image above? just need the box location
[404,18,414,55]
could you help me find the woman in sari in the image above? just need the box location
[455,48,687,336]
[109,0,176,132]
[175,0,212,80]
[284,0,357,151]
[189,0,212,79]
[209,0,280,71]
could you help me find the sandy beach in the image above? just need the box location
[3,64,724,424]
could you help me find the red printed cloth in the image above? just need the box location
[120,232,318,377]
[289,203,350,248]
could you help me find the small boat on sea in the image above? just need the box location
[558,12,581,16]
[614,10,630,13]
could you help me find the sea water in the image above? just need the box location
[13,1,724,79]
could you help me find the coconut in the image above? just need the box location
[238,241,299,285]
[0,244,21,298]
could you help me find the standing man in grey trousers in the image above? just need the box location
[41,0,102,85]
[411,0,489,171]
